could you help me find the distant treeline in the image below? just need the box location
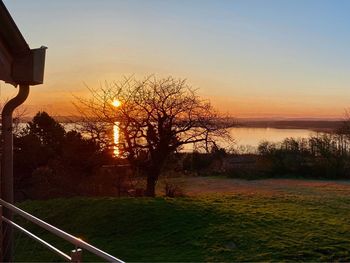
[256,133,350,179]
[182,127,350,180]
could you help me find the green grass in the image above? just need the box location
[13,192,350,262]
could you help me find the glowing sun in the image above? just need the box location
[112,99,122,108]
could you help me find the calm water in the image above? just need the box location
[179,127,315,153]
[78,124,316,154]
[228,127,315,152]
[19,123,315,154]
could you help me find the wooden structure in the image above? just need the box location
[0,0,46,85]
[0,1,46,261]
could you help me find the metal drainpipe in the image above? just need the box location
[1,84,29,262]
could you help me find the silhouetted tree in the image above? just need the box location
[76,76,232,196]
[14,111,107,200]
[14,112,65,199]
[61,130,105,174]
[14,112,64,178]
[24,111,66,154]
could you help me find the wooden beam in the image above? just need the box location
[0,38,14,84]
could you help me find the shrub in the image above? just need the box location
[163,182,184,197]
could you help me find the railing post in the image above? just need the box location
[71,248,83,263]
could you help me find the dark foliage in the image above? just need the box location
[257,133,350,179]
[14,111,108,200]
[182,147,227,174]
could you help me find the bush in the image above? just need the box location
[163,181,184,197]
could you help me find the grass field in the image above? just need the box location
[13,178,350,262]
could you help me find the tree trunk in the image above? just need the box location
[145,177,156,197]
[145,168,159,197]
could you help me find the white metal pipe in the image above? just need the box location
[0,199,124,263]
[2,216,72,261]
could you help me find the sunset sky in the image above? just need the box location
[2,0,350,119]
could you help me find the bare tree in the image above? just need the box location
[76,76,233,196]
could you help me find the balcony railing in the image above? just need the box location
[0,198,125,262]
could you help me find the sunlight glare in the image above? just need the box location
[112,99,122,108]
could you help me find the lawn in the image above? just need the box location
[13,179,350,262]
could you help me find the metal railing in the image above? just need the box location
[0,199,125,262]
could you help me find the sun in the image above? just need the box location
[112,99,122,108]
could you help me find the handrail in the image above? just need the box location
[0,199,125,263]
[2,217,72,261]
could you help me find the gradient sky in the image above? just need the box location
[2,0,350,118]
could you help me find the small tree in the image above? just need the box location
[76,76,232,196]
[24,111,66,154]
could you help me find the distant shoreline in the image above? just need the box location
[237,120,343,133]
[18,116,344,133]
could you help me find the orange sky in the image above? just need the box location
[2,0,350,119]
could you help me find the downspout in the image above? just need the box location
[1,84,29,262]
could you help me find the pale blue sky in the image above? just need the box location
[2,0,350,118]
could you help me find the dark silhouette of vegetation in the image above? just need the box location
[182,147,227,175]
[14,111,108,200]
[180,118,350,180]
[256,130,350,179]
[76,76,232,196]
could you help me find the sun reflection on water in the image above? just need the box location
[113,122,120,157]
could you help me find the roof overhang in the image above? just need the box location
[0,0,46,86]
